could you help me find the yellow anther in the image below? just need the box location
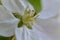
[23,16,34,25]
[25,8,31,14]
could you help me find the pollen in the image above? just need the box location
[22,16,34,25]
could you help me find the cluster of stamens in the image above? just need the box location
[13,8,37,29]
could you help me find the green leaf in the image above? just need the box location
[28,0,42,13]
[0,36,9,40]
[0,0,2,5]
[0,36,14,40]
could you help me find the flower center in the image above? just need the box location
[13,8,37,29]
[22,16,34,26]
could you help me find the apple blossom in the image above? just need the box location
[1,0,60,40]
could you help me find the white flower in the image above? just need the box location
[1,0,60,40]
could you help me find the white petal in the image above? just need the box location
[36,18,60,40]
[2,0,34,15]
[0,5,19,37]
[0,5,16,21]
[11,0,25,14]
[19,0,34,10]
[15,22,52,40]
[30,23,52,40]
[15,27,24,40]
[15,25,31,40]
[39,0,60,19]
[2,0,24,14]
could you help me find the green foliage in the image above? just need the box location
[28,0,42,13]
[0,36,9,40]
[0,0,2,5]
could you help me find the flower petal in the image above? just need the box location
[2,0,24,14]
[15,24,52,40]
[0,5,19,37]
[30,23,52,40]
[39,0,60,19]
[2,0,34,15]
[15,27,24,40]
[15,25,31,40]
[36,18,60,40]
[19,0,34,10]
[11,0,25,14]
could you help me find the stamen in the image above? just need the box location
[25,8,31,14]
[12,8,37,29]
